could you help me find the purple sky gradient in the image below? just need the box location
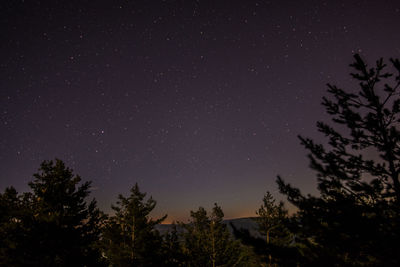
[1,0,400,222]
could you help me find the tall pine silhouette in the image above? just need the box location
[278,55,400,266]
[102,183,167,266]
[181,204,251,267]
[0,159,104,266]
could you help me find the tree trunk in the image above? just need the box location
[211,222,216,267]
[131,215,135,262]
[267,229,272,267]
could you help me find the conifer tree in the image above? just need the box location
[0,187,31,265]
[232,192,300,267]
[102,183,167,266]
[277,55,400,266]
[162,224,186,266]
[181,204,249,267]
[30,159,104,266]
[256,192,292,266]
[0,159,104,266]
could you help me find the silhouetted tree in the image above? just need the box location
[232,192,301,267]
[0,187,32,265]
[102,183,167,266]
[0,159,104,266]
[181,204,251,267]
[162,224,186,266]
[277,54,400,266]
[256,192,293,266]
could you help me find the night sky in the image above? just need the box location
[1,0,400,222]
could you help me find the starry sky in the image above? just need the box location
[1,0,400,222]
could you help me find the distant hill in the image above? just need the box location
[155,217,262,238]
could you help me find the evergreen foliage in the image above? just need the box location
[0,159,104,266]
[0,187,32,265]
[101,183,167,266]
[181,204,253,267]
[277,54,400,266]
[256,192,294,266]
[162,224,186,266]
[256,192,290,246]
[232,192,301,267]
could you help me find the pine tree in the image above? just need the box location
[0,159,104,266]
[181,204,249,267]
[256,192,292,266]
[102,183,167,266]
[31,159,104,266]
[162,224,186,266]
[232,192,300,267]
[0,187,31,265]
[277,54,400,266]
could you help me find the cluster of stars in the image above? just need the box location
[1,0,399,220]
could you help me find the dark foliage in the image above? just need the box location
[180,204,256,267]
[231,224,301,267]
[0,187,32,266]
[277,54,400,266]
[161,224,187,266]
[0,159,104,266]
[101,183,167,266]
[232,192,302,267]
